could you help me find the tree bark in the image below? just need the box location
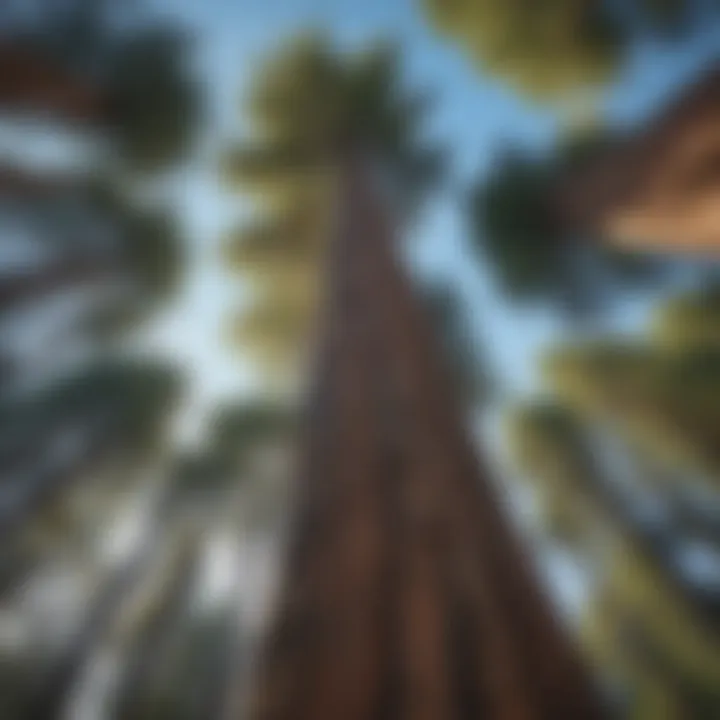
[248,157,606,719]
[0,42,104,124]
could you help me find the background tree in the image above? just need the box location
[2,0,202,174]
[420,281,495,409]
[221,34,441,386]
[0,0,200,382]
[422,0,720,101]
[0,0,201,581]
[506,284,720,716]
[105,402,295,720]
[0,357,184,717]
[0,358,183,606]
[226,30,603,720]
[470,130,668,315]
[0,4,204,716]
[653,283,720,350]
[0,184,184,331]
[0,396,294,718]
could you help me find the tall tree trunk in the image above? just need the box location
[248,157,605,720]
[23,551,151,720]
[111,529,202,720]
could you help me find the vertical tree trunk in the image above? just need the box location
[248,157,605,719]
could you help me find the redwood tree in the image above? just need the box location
[223,33,604,719]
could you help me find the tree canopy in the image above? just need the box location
[653,284,720,350]
[221,34,441,382]
[508,285,720,715]
[421,282,494,407]
[423,0,720,101]
[3,0,202,174]
[470,131,668,313]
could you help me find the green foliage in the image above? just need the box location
[422,0,720,100]
[513,286,720,715]
[10,2,202,173]
[544,340,720,482]
[167,402,294,516]
[473,150,566,300]
[542,342,660,413]
[421,283,494,406]
[653,284,720,350]
[169,452,232,512]
[49,358,184,457]
[222,33,440,381]
[0,358,180,435]
[210,402,295,462]
[123,208,185,304]
[222,205,324,277]
[582,580,720,720]
[69,181,188,338]
[0,7,200,714]
[237,35,439,194]
[507,402,598,543]
[470,131,666,312]
[107,27,202,172]
[227,297,315,370]
[222,143,325,197]
[508,402,585,472]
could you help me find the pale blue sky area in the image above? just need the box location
[144,0,720,438]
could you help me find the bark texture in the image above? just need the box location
[248,160,605,720]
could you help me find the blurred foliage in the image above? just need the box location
[0,3,222,718]
[509,285,720,716]
[0,1,197,406]
[508,402,597,544]
[221,33,442,383]
[105,27,202,174]
[210,401,296,463]
[3,0,202,174]
[421,282,495,408]
[168,402,295,512]
[653,284,720,351]
[423,0,720,101]
[0,387,293,717]
[470,129,668,314]
[7,2,720,718]
[543,339,720,485]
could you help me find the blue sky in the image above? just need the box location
[144,0,720,440]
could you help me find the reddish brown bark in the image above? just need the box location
[248,160,605,720]
[556,64,720,251]
[0,43,104,124]
[0,257,114,314]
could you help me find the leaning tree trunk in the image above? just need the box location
[247,157,605,720]
[23,551,152,720]
[0,415,114,543]
[111,527,203,720]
